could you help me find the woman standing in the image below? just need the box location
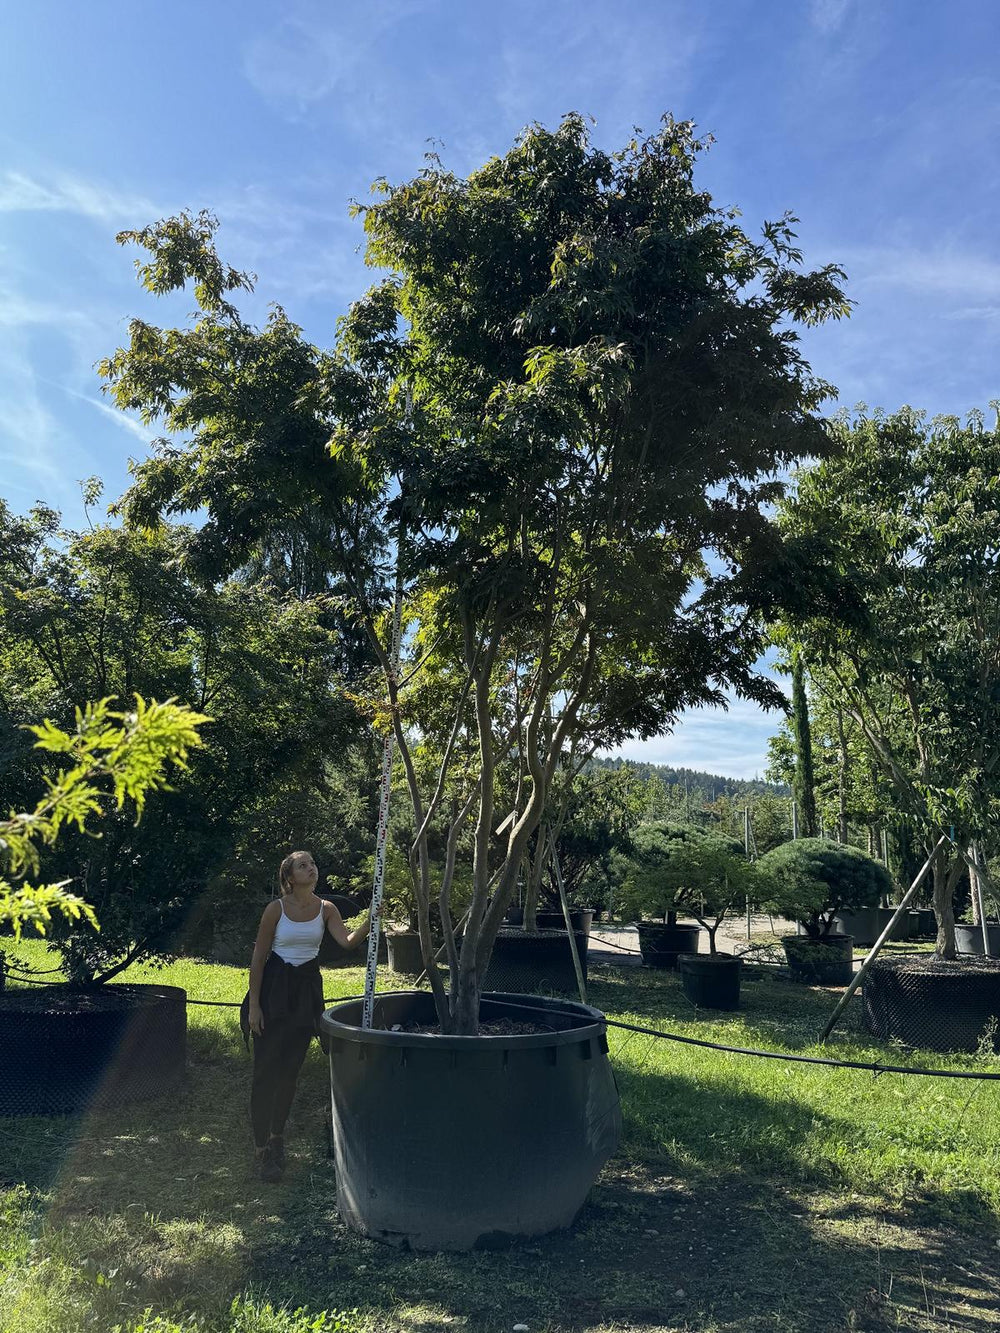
[245,850,369,1182]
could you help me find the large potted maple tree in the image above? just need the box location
[101,113,849,1248]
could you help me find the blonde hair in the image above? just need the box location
[278,851,309,896]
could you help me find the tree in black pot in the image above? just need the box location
[98,114,851,1249]
[758,837,891,984]
[618,822,757,1008]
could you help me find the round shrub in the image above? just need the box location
[758,837,892,938]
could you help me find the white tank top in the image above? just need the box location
[272,898,326,966]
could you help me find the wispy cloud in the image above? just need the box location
[0,170,157,225]
[65,388,153,444]
[844,244,1000,302]
[242,2,426,113]
[809,0,851,35]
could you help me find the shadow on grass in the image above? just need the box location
[2,1007,999,1333]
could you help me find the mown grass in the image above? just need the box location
[2,940,999,1332]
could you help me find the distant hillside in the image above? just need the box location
[590,755,788,800]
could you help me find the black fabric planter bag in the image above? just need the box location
[864,956,1000,1053]
[0,983,186,1117]
[534,909,595,938]
[955,922,1000,956]
[636,922,701,969]
[387,931,427,975]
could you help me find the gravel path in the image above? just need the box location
[589,914,798,966]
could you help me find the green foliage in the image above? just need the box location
[617,821,758,948]
[0,500,367,982]
[757,836,891,938]
[97,113,850,1030]
[0,698,205,942]
[547,764,648,909]
[774,405,1000,952]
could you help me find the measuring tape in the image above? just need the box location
[361,577,404,1030]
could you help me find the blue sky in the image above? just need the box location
[2,0,997,779]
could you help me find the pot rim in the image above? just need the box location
[0,981,187,1013]
[781,933,854,946]
[677,951,740,965]
[321,989,606,1050]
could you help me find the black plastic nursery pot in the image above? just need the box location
[535,909,595,938]
[678,952,742,1011]
[832,907,911,947]
[0,983,186,1116]
[315,892,365,968]
[636,922,702,970]
[912,908,937,938]
[321,990,622,1251]
[782,934,854,985]
[863,956,1000,1053]
[955,922,1000,956]
[387,930,428,975]
[483,927,589,995]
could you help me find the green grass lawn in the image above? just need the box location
[2,941,999,1333]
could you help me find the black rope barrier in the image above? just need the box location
[6,970,999,1083]
[485,996,1000,1082]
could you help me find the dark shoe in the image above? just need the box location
[268,1135,285,1171]
[255,1143,283,1184]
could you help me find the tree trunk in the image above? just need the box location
[932,841,957,959]
[452,961,481,1035]
[522,822,547,932]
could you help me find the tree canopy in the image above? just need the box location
[98,113,850,1030]
[773,405,1000,955]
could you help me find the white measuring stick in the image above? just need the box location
[362,575,404,1030]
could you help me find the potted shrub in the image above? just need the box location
[103,116,849,1247]
[670,831,759,1012]
[0,698,206,1116]
[616,824,706,969]
[618,823,755,1007]
[758,837,892,984]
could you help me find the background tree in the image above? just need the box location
[774,406,1000,956]
[1,698,205,944]
[758,837,891,939]
[617,822,758,952]
[0,498,367,982]
[100,114,850,1031]
[790,649,818,836]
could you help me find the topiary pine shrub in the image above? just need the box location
[758,836,892,939]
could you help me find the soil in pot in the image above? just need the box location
[636,922,701,969]
[782,934,854,985]
[678,952,741,1011]
[321,989,621,1250]
[0,983,187,1116]
[863,955,1000,1053]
